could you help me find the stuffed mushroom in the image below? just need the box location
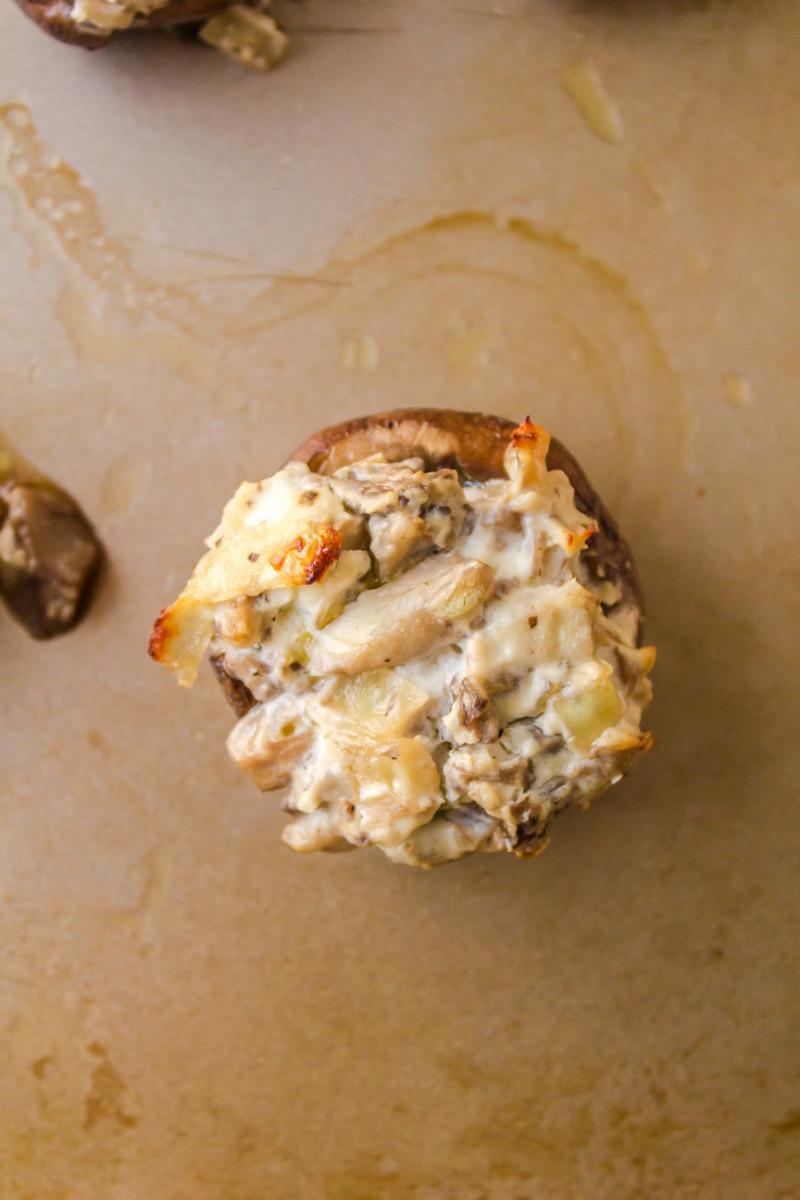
[14,0,289,72]
[150,409,654,867]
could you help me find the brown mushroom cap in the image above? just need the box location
[13,0,232,48]
[212,409,644,715]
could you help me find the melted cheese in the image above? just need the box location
[71,0,168,32]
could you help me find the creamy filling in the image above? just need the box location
[152,421,654,867]
[70,0,169,32]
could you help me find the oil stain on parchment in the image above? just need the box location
[0,101,684,532]
[83,1043,138,1131]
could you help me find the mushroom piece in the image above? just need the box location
[308,553,495,676]
[0,446,103,640]
[226,694,313,792]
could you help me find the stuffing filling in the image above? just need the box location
[69,0,170,32]
[150,420,654,867]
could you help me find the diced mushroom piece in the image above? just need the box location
[443,744,528,825]
[0,481,103,640]
[500,720,563,760]
[330,461,467,580]
[214,596,266,647]
[226,695,313,791]
[329,459,435,516]
[384,806,498,867]
[442,675,498,745]
[308,553,495,675]
[209,653,258,718]
[366,511,428,580]
[613,641,657,709]
[308,669,430,740]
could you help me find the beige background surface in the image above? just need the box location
[1,1,799,1197]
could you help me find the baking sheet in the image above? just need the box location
[1,1,799,1197]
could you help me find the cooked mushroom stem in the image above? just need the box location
[0,442,103,640]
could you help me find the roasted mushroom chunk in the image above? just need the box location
[150,409,654,868]
[0,443,103,640]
